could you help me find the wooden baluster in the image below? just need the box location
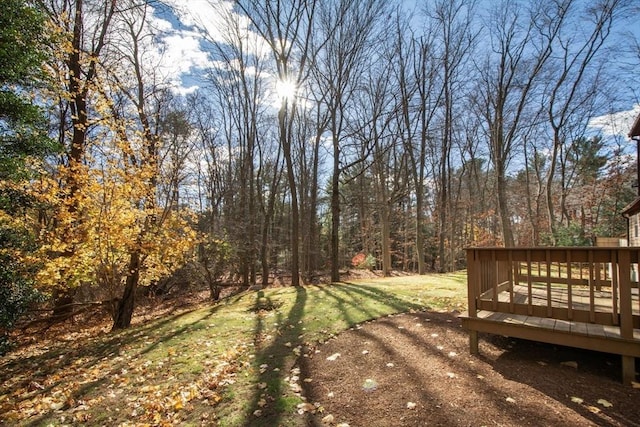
[611,249,619,326]
[509,251,514,313]
[588,251,595,323]
[546,249,552,318]
[491,250,498,311]
[527,250,533,316]
[566,250,573,321]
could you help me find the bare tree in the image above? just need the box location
[474,0,567,247]
[236,0,318,286]
[426,0,476,270]
[395,22,437,274]
[310,0,386,281]
[354,49,404,276]
[543,0,625,243]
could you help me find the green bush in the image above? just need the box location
[0,222,45,354]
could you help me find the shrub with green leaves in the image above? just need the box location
[0,220,44,353]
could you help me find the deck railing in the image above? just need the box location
[466,247,640,342]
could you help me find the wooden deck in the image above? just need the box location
[461,247,640,384]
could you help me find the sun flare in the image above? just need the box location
[275,79,298,102]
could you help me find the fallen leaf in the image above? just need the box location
[326,353,341,361]
[253,409,263,417]
[28,382,45,391]
[49,401,64,411]
[297,402,316,414]
[570,396,584,404]
[362,378,378,391]
[257,382,267,389]
[476,374,485,380]
[597,399,613,408]
[587,406,601,414]
[322,414,335,424]
[406,402,417,409]
[506,397,516,403]
[560,361,578,369]
[257,398,267,407]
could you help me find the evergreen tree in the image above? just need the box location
[0,0,56,351]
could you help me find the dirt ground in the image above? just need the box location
[301,311,640,427]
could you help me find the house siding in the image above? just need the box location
[630,213,640,247]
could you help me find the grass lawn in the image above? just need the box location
[0,272,467,426]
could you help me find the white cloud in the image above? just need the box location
[588,104,640,138]
[137,6,216,94]
[173,85,200,96]
[159,31,211,72]
[164,0,238,44]
[148,0,272,94]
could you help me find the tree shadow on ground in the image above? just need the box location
[302,311,640,427]
[334,281,426,313]
[242,287,307,426]
[303,311,573,426]
[239,281,429,426]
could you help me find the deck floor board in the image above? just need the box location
[472,310,640,343]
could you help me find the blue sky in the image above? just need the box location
[151,0,640,138]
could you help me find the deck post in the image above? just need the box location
[467,249,480,355]
[469,330,479,354]
[467,249,478,320]
[622,356,636,385]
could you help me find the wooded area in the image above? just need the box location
[1,0,639,338]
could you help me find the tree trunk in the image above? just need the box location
[279,102,300,287]
[260,158,280,288]
[330,135,341,282]
[112,250,140,330]
[381,204,392,277]
[496,166,515,247]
